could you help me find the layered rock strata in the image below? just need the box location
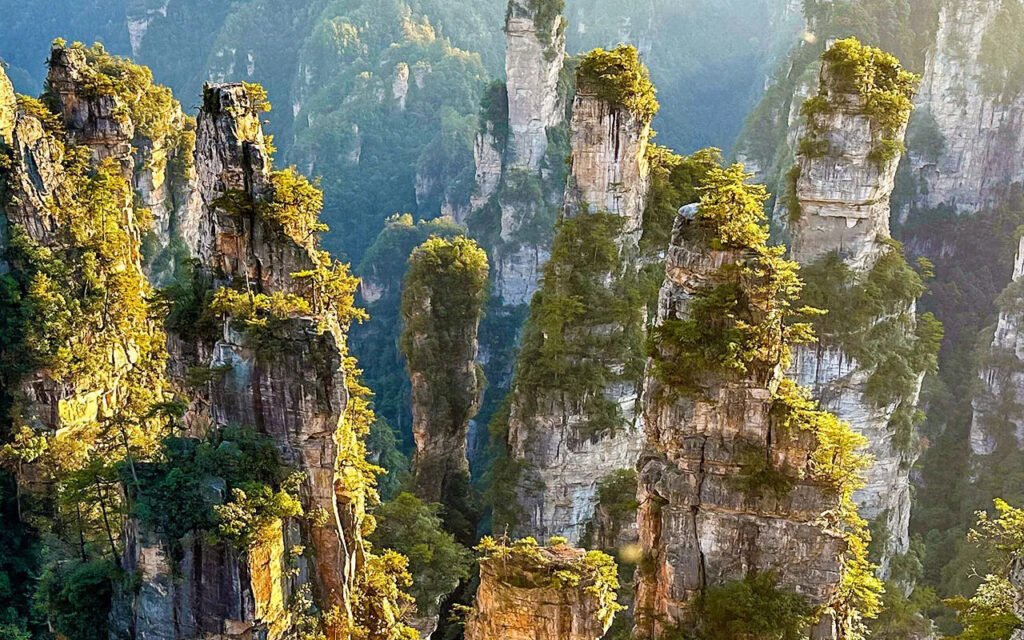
[0,47,164,442]
[505,0,567,171]
[48,43,200,283]
[906,0,1024,214]
[117,83,371,639]
[635,196,852,640]
[788,40,927,574]
[469,0,569,306]
[502,47,654,544]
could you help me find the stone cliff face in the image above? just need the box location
[0,46,164,442]
[505,0,567,171]
[970,235,1024,456]
[787,40,927,576]
[905,0,1024,215]
[634,198,856,640]
[501,47,654,544]
[469,0,570,306]
[464,539,620,640]
[788,56,909,270]
[48,44,200,284]
[113,83,378,639]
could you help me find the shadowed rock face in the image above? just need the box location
[907,0,1024,215]
[469,0,569,306]
[787,42,923,576]
[506,81,652,544]
[635,213,847,640]
[971,235,1024,456]
[404,284,486,503]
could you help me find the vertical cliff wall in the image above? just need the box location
[635,163,881,639]
[464,537,622,640]
[102,79,414,639]
[505,0,567,171]
[905,0,1024,215]
[469,0,570,306]
[491,46,655,544]
[788,39,939,576]
[400,236,489,504]
[0,43,169,460]
[47,43,200,284]
[971,234,1024,456]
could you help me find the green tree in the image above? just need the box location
[370,493,473,619]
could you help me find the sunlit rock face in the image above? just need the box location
[788,64,907,271]
[506,78,653,545]
[906,0,1024,215]
[1,47,156,440]
[111,83,366,639]
[464,543,617,640]
[635,212,847,640]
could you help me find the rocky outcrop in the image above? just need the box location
[905,0,1024,215]
[635,192,858,639]
[464,538,621,640]
[970,235,1024,456]
[1,47,163,439]
[502,47,655,544]
[788,40,928,575]
[0,65,15,144]
[788,44,912,270]
[47,43,200,283]
[401,236,489,503]
[113,83,373,639]
[505,0,567,171]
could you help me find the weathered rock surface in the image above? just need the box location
[1,48,157,438]
[505,0,566,171]
[115,83,365,639]
[0,65,15,144]
[464,543,616,640]
[788,68,906,271]
[787,41,923,575]
[971,235,1024,456]
[635,212,847,640]
[906,0,1024,214]
[398,237,488,510]
[467,0,570,306]
[506,75,652,544]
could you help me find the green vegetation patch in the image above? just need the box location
[476,536,624,627]
[129,426,302,551]
[980,0,1024,99]
[799,38,920,166]
[799,244,942,413]
[648,163,816,394]
[513,211,645,439]
[576,45,659,122]
[370,493,473,618]
[698,571,815,640]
